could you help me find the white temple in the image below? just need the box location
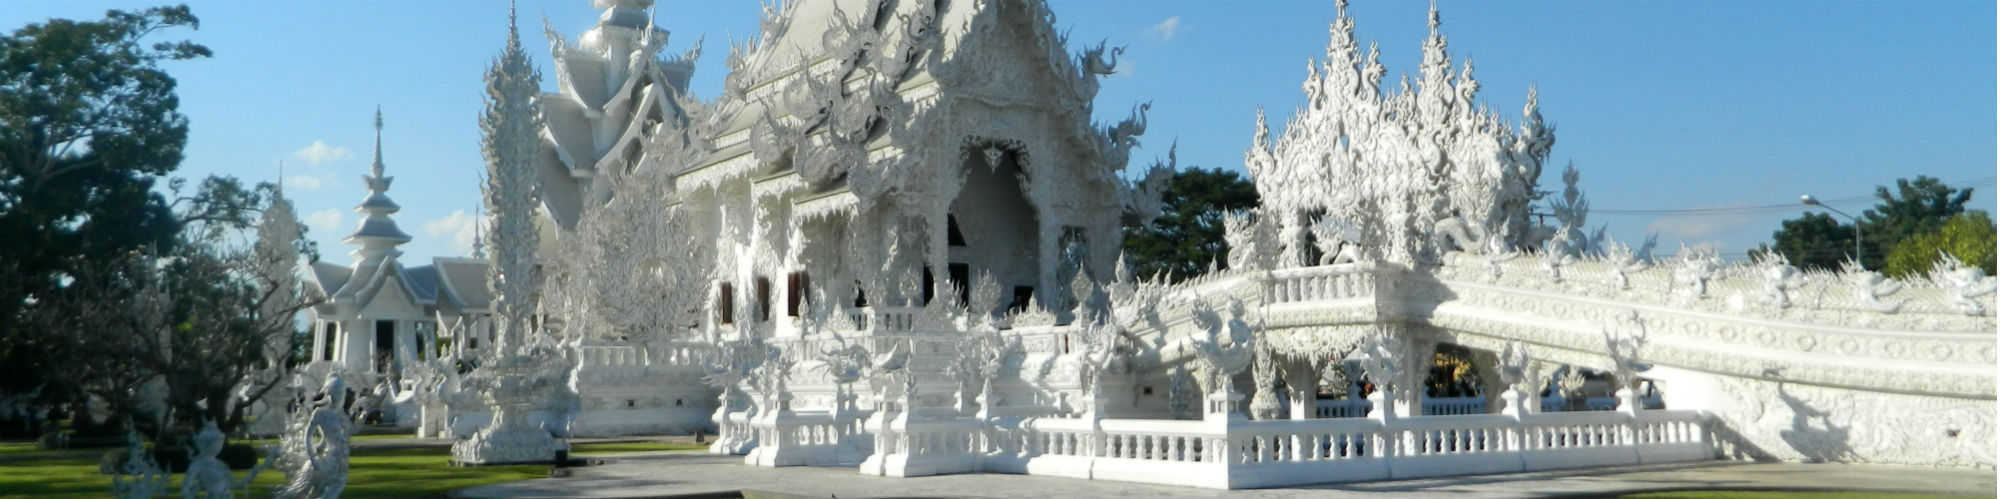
[297,0,1994,488]
[304,112,496,383]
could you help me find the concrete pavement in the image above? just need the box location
[448,451,1995,499]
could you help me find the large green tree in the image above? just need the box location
[1884,211,1996,278]
[1763,212,1859,272]
[1856,176,1974,269]
[0,5,211,406]
[1121,167,1260,282]
[1763,176,1974,271]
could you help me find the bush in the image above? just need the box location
[99,443,260,474]
[40,431,126,450]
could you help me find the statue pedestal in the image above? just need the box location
[451,354,567,465]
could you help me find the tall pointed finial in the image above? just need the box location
[1428,0,1441,32]
[276,159,287,198]
[471,202,488,259]
[370,106,385,178]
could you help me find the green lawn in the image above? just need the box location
[568,441,705,455]
[0,440,114,460]
[1621,491,1984,499]
[0,443,547,499]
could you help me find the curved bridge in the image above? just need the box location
[709,251,1993,489]
[1122,252,1995,469]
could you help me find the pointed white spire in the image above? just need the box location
[345,108,412,260]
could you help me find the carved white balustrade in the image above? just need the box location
[850,406,1707,489]
[1263,264,1378,305]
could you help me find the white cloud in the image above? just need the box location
[1645,211,1761,244]
[1146,16,1182,41]
[283,171,338,191]
[304,209,345,237]
[1112,59,1137,79]
[290,140,352,166]
[421,209,488,256]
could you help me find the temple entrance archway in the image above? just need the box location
[948,141,1040,316]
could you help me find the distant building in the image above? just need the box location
[303,111,496,377]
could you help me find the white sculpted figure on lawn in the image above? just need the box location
[274,375,350,499]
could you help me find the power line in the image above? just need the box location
[1586,176,1995,217]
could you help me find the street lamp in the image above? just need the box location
[1800,194,1864,265]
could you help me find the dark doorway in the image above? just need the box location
[374,320,394,372]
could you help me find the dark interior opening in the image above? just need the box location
[718,282,735,325]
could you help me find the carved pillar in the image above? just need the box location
[1470,349,1504,414]
[1281,356,1321,420]
[1390,332,1435,419]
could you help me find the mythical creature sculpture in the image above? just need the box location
[110,429,169,499]
[1312,216,1365,265]
[1839,260,1904,313]
[1185,298,1256,397]
[1929,254,1997,316]
[1603,236,1657,290]
[1540,226,1579,282]
[1224,210,1280,271]
[1673,244,1722,299]
[181,419,271,499]
[1753,251,1807,309]
[275,375,350,499]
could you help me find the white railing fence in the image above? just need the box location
[850,406,1710,489]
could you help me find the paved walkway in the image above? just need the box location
[449,452,1995,499]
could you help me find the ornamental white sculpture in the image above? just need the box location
[452,7,568,465]
[274,375,349,499]
[110,429,169,499]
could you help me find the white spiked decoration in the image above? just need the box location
[452,4,569,466]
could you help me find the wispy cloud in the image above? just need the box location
[290,140,352,166]
[1112,59,1138,79]
[1146,16,1182,41]
[304,209,345,237]
[1645,207,1762,244]
[421,209,488,256]
[283,171,338,191]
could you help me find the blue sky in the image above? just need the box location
[5,1,1993,265]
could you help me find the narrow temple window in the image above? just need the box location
[374,320,394,372]
[755,276,772,322]
[786,272,809,317]
[321,322,338,361]
[718,282,735,325]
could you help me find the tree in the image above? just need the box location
[0,5,210,398]
[1857,176,1974,270]
[1121,167,1261,281]
[18,178,310,438]
[1761,212,1858,272]
[1885,211,1996,279]
[1763,176,1973,271]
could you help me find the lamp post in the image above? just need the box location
[1800,194,1864,265]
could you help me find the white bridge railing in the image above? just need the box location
[1263,264,1377,304]
[852,407,1711,489]
[1315,396,1485,418]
